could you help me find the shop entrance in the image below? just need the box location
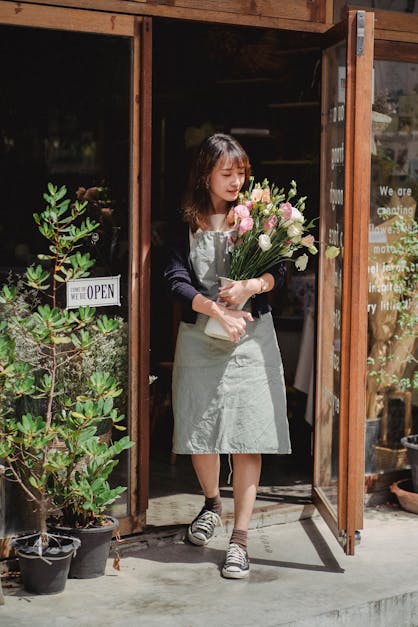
[148,19,322,528]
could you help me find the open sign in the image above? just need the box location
[66,276,121,309]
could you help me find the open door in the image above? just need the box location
[313,10,374,555]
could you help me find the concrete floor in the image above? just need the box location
[1,504,418,627]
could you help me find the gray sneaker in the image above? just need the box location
[187,509,221,546]
[222,543,250,579]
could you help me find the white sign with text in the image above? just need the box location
[66,276,121,309]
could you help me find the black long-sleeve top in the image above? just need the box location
[163,222,286,323]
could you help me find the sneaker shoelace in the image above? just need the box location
[192,510,221,534]
[225,543,247,567]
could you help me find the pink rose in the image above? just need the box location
[263,215,277,231]
[261,188,271,203]
[245,200,254,210]
[238,216,254,234]
[234,204,250,219]
[251,188,263,202]
[301,234,315,248]
[226,207,236,227]
[280,202,293,220]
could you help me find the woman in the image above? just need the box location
[164,133,291,579]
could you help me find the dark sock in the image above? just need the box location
[230,527,248,550]
[204,493,222,516]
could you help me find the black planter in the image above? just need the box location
[401,435,418,492]
[12,533,80,595]
[51,516,118,579]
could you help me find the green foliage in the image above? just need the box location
[0,184,133,532]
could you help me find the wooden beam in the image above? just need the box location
[341,10,374,551]
[2,0,330,32]
[0,1,135,35]
[375,29,418,45]
[373,6,418,33]
[137,15,152,516]
[375,38,418,61]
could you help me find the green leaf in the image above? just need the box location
[51,335,72,344]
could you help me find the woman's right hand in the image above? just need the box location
[215,306,253,343]
[191,293,253,343]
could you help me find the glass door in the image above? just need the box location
[313,10,374,555]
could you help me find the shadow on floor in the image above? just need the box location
[120,518,344,575]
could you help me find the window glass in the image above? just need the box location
[0,26,131,520]
[366,60,418,476]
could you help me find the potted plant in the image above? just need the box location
[0,184,133,591]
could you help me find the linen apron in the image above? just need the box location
[172,229,291,455]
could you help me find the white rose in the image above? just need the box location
[291,207,305,222]
[325,245,340,259]
[287,222,303,238]
[258,233,272,251]
[295,253,309,271]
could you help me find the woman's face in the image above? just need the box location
[207,157,245,210]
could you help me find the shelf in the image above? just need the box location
[268,101,320,109]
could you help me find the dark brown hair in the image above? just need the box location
[183,133,251,231]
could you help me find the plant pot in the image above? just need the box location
[401,435,418,492]
[390,479,418,514]
[204,276,247,341]
[50,516,118,579]
[11,533,80,595]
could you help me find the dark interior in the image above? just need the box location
[149,20,322,499]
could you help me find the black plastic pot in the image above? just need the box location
[51,516,118,579]
[12,533,81,595]
[401,435,418,492]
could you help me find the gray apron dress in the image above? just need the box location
[172,228,291,455]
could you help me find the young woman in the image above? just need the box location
[164,133,291,579]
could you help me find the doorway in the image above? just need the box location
[148,19,322,528]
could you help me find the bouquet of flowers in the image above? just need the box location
[204,177,319,340]
[227,177,317,279]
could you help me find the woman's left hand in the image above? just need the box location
[218,279,257,307]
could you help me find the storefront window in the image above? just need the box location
[0,26,131,518]
[366,60,418,475]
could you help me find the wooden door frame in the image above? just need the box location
[0,1,152,535]
[313,10,374,555]
[129,15,152,530]
[2,0,331,32]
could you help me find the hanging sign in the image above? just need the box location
[66,275,121,309]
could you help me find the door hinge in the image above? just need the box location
[356,11,365,57]
[338,529,362,548]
